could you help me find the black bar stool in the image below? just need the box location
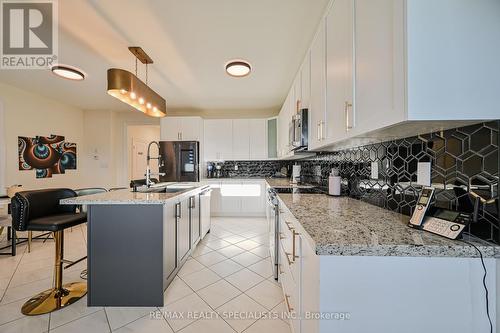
[11,188,88,315]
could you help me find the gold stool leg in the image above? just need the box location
[21,230,87,315]
[28,231,32,253]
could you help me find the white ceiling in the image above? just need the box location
[0,0,329,115]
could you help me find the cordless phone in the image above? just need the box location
[409,186,468,240]
[409,187,435,227]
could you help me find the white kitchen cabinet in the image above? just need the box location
[300,51,311,110]
[277,0,500,151]
[309,18,327,150]
[249,119,268,160]
[160,117,202,141]
[232,119,250,160]
[204,119,233,160]
[208,179,266,217]
[325,0,354,144]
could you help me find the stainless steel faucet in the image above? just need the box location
[146,141,165,188]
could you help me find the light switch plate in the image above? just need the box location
[417,162,431,186]
[371,162,379,179]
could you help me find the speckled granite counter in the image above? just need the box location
[277,193,500,258]
[61,184,209,205]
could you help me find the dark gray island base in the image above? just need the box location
[61,185,209,307]
[88,204,167,306]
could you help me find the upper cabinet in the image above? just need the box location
[160,117,203,141]
[204,118,268,161]
[325,0,354,144]
[204,119,233,160]
[280,0,500,151]
[309,19,327,150]
[351,0,405,137]
[300,52,311,110]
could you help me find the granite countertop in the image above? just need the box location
[61,184,208,205]
[277,193,500,258]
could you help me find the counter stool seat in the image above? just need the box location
[28,213,87,232]
[11,188,87,316]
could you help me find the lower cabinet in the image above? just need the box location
[208,179,266,217]
[190,194,201,247]
[176,199,191,263]
[277,199,320,333]
[164,201,178,282]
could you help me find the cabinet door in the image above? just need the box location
[232,119,250,160]
[240,180,266,216]
[177,200,190,263]
[180,117,202,141]
[219,182,242,215]
[208,181,222,216]
[325,0,354,144]
[204,119,233,160]
[190,195,200,247]
[164,201,177,281]
[160,117,181,141]
[249,119,267,160]
[353,0,405,136]
[301,51,311,110]
[309,19,327,150]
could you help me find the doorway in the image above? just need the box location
[127,125,160,183]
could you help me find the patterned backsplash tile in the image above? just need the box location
[297,121,499,244]
[208,121,500,244]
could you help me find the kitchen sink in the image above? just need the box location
[134,186,195,193]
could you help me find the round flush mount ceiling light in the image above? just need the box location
[225,60,251,77]
[51,65,86,81]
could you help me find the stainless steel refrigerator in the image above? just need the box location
[158,141,200,182]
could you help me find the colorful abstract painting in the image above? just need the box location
[18,135,77,178]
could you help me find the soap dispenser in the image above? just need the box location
[328,168,341,196]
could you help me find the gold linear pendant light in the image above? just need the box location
[107,47,166,117]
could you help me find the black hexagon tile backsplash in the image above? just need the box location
[208,121,499,244]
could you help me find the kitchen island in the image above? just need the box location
[267,181,500,333]
[61,184,210,307]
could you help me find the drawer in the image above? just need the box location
[279,218,301,284]
[279,244,300,333]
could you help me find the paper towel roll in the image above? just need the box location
[328,176,341,196]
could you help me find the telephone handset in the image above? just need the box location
[409,186,468,240]
[409,187,435,227]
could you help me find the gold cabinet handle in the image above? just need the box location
[317,121,321,141]
[292,230,299,261]
[345,101,353,130]
[285,294,294,312]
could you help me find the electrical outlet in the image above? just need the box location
[417,162,431,186]
[371,162,379,179]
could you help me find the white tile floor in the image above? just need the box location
[0,217,291,333]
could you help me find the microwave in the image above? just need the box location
[289,108,308,151]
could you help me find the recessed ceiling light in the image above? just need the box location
[225,60,251,77]
[51,65,86,81]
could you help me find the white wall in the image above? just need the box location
[0,82,87,190]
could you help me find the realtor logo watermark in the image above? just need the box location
[1,0,58,69]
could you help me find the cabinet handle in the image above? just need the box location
[175,203,181,219]
[292,230,299,261]
[316,121,321,141]
[320,121,324,140]
[190,196,196,209]
[284,295,294,312]
[345,101,353,130]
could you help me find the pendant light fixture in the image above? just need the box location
[107,47,166,117]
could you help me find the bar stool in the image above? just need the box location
[11,188,87,315]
